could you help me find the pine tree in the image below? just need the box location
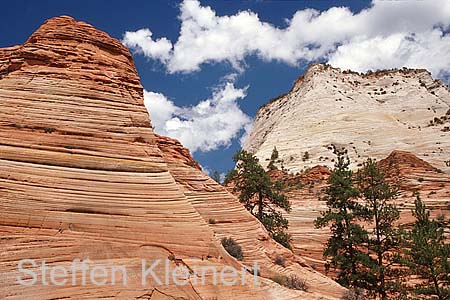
[211,170,222,184]
[356,158,402,300]
[229,150,292,248]
[268,146,279,170]
[406,194,450,300]
[315,152,369,288]
[271,146,279,161]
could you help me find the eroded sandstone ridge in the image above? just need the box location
[0,16,343,299]
[244,64,450,173]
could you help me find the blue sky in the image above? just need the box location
[1,0,450,177]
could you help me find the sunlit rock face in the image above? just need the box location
[0,16,344,300]
[244,63,450,174]
[244,63,450,277]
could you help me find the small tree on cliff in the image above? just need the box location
[268,146,279,170]
[211,170,222,184]
[356,158,402,300]
[406,194,450,300]
[228,150,292,249]
[315,151,369,288]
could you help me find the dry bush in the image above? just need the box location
[221,237,243,261]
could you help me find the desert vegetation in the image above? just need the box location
[211,170,222,183]
[271,274,309,291]
[225,150,292,249]
[221,237,244,261]
[223,145,449,298]
[268,146,279,170]
[317,150,449,300]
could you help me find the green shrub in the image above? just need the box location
[208,218,217,224]
[418,177,424,182]
[302,151,310,161]
[272,231,292,250]
[271,274,287,286]
[221,237,243,261]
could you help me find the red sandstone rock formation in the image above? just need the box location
[157,135,345,299]
[0,16,344,299]
[378,150,450,224]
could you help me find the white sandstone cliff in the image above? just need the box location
[244,64,450,173]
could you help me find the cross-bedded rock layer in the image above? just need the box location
[244,64,450,174]
[0,16,343,300]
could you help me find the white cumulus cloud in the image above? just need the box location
[123,0,450,80]
[144,81,252,153]
[328,30,450,80]
[122,28,172,62]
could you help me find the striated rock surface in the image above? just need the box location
[0,16,344,299]
[244,63,450,173]
[156,134,345,299]
[378,150,450,225]
[0,16,214,300]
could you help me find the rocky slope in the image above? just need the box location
[244,64,450,173]
[157,134,345,299]
[0,16,343,299]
